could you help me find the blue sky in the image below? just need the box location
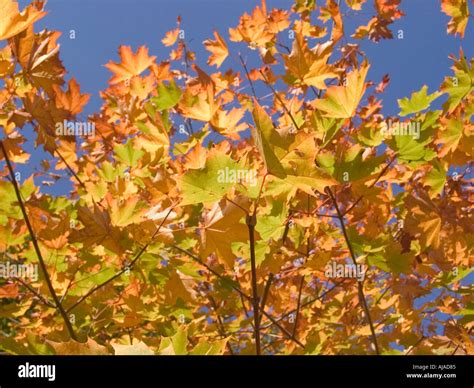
[13,0,473,194]
[19,0,473,116]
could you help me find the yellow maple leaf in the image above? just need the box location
[201,200,248,268]
[313,61,370,118]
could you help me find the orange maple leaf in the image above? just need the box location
[0,0,46,41]
[53,78,90,115]
[162,28,180,47]
[105,46,156,85]
[204,31,228,68]
[441,0,470,38]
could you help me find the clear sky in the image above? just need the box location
[19,0,473,116]
[14,0,473,194]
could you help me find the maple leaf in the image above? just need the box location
[352,17,394,42]
[375,0,404,20]
[210,107,247,139]
[53,78,90,115]
[441,0,470,38]
[325,0,344,43]
[314,61,370,118]
[0,284,18,298]
[251,100,287,178]
[105,45,156,84]
[179,82,218,122]
[70,204,124,254]
[283,33,338,89]
[10,28,65,94]
[345,0,367,10]
[163,270,194,305]
[112,341,154,355]
[204,31,228,68]
[436,116,464,157]
[352,0,403,42]
[252,101,337,193]
[162,28,180,46]
[398,85,443,117]
[441,51,473,113]
[0,0,46,41]
[423,160,447,197]
[48,339,110,355]
[229,0,289,48]
[201,200,249,268]
[177,148,240,205]
[405,193,442,250]
[151,80,182,110]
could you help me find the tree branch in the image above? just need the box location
[292,276,305,338]
[325,187,380,355]
[246,213,261,355]
[258,273,274,327]
[0,140,77,340]
[14,277,56,308]
[170,245,305,349]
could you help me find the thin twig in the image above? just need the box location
[66,207,174,313]
[14,277,56,308]
[259,70,301,133]
[208,295,234,355]
[238,53,258,100]
[343,156,396,216]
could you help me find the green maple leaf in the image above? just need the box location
[151,80,182,110]
[398,85,443,116]
[114,139,144,167]
[159,327,188,355]
[424,160,446,196]
[389,111,440,166]
[441,54,473,113]
[252,101,337,194]
[177,150,240,205]
[251,100,287,178]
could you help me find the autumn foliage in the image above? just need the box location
[0,0,472,355]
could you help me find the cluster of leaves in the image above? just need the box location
[0,0,472,355]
